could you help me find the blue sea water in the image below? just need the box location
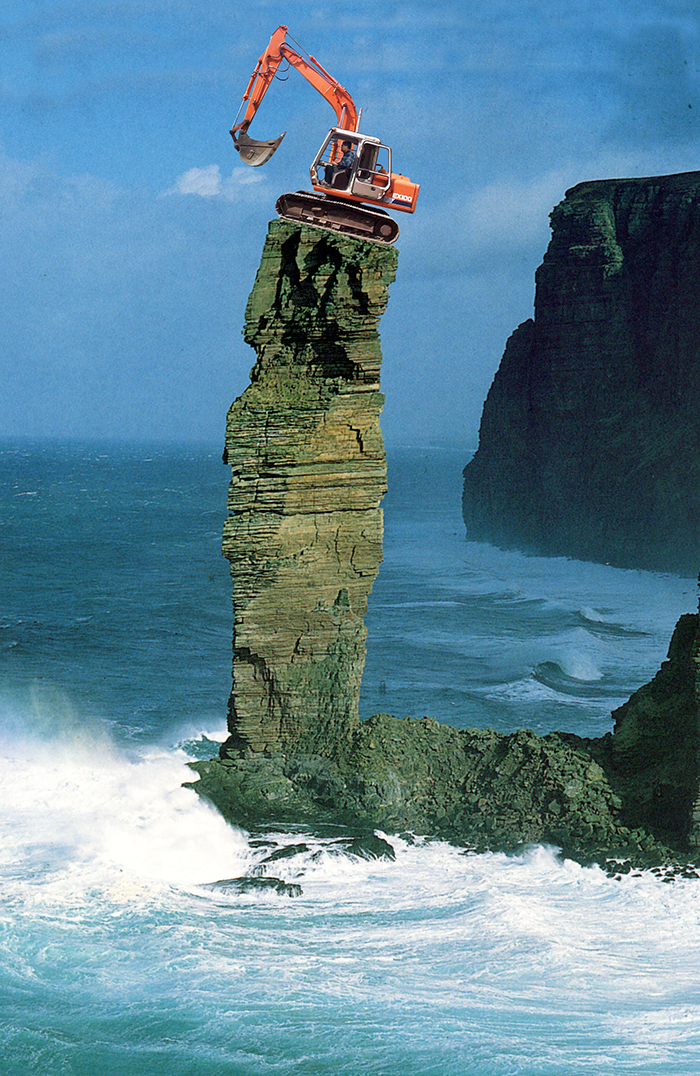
[2,438,700,1076]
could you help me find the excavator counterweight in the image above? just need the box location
[230,26,419,243]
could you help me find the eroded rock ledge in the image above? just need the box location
[463,170,700,575]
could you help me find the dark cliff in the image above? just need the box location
[462,170,700,575]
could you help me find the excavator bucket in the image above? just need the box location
[231,130,286,167]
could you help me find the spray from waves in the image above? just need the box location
[178,835,700,1065]
[4,681,700,927]
[530,637,612,700]
[0,683,250,901]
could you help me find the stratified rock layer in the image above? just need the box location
[220,220,397,756]
[463,170,700,574]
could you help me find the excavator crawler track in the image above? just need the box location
[276,192,399,244]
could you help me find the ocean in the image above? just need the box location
[2,438,700,1075]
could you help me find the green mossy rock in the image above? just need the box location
[188,610,700,867]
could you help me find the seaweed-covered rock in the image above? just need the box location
[611,612,700,846]
[204,876,303,897]
[343,834,396,860]
[187,609,700,865]
[186,699,678,866]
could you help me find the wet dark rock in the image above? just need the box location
[343,834,396,860]
[206,876,303,897]
[261,843,310,863]
[611,613,700,846]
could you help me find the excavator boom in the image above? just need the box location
[231,25,358,163]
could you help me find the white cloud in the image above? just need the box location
[404,141,700,275]
[163,165,267,201]
[171,164,223,196]
[0,150,39,200]
[464,145,700,254]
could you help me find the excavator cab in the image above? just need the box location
[311,128,392,202]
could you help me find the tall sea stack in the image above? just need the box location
[463,170,700,575]
[220,220,397,756]
[189,207,700,869]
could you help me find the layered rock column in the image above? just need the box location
[220,220,397,756]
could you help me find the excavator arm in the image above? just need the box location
[231,25,359,166]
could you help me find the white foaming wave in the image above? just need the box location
[553,648,603,682]
[192,724,227,743]
[481,674,612,709]
[4,703,700,1061]
[580,605,611,624]
[184,838,700,1024]
[0,695,251,903]
[4,688,700,955]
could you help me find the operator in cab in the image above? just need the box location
[323,140,355,187]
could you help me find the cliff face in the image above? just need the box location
[463,171,700,574]
[220,220,397,756]
[610,612,700,848]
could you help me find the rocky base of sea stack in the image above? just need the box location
[186,612,700,870]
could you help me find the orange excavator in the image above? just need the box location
[230,25,420,244]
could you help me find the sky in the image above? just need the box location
[2,1,700,449]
